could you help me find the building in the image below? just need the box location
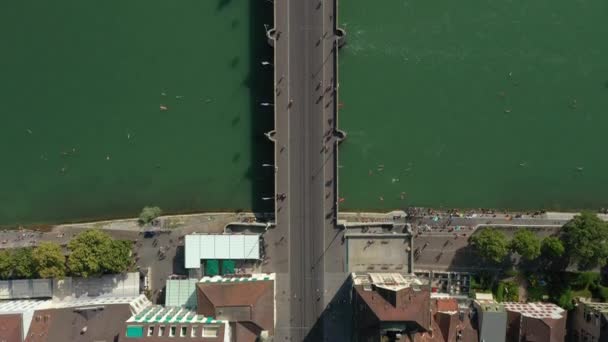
[122,306,230,341]
[571,301,608,342]
[0,300,46,342]
[26,295,149,342]
[503,302,565,342]
[473,295,506,342]
[430,298,478,342]
[0,272,147,342]
[184,234,260,270]
[0,312,23,342]
[352,273,432,341]
[122,274,275,342]
[197,274,275,341]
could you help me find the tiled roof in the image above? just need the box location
[0,313,23,342]
[196,278,275,334]
[354,285,430,329]
[436,298,458,313]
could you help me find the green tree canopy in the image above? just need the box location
[33,242,66,279]
[541,236,565,259]
[0,250,11,280]
[103,240,132,274]
[561,212,608,269]
[11,248,35,279]
[510,229,541,261]
[67,229,132,277]
[471,228,510,263]
[138,206,162,225]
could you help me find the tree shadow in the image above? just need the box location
[247,0,274,214]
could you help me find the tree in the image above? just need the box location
[138,206,162,225]
[541,237,565,258]
[103,240,132,274]
[68,229,132,277]
[11,248,35,279]
[471,229,510,263]
[33,242,66,279]
[561,212,608,269]
[510,229,541,261]
[0,250,11,280]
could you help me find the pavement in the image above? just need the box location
[0,213,241,302]
[269,0,347,340]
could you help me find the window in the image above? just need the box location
[170,326,176,337]
[180,326,187,337]
[191,326,198,337]
[202,326,219,338]
[147,326,154,336]
[159,326,166,337]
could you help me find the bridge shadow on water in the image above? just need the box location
[246,0,274,216]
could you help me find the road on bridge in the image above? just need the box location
[269,0,347,340]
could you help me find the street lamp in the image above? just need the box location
[261,197,274,201]
[261,61,273,66]
[260,102,274,107]
[262,163,278,171]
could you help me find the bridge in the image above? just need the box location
[265,0,346,340]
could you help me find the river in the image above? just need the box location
[338,0,608,211]
[0,0,273,227]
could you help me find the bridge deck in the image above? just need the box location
[270,0,345,340]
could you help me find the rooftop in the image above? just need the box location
[436,298,459,313]
[165,279,198,309]
[196,274,275,335]
[0,313,23,342]
[475,299,505,313]
[184,234,260,268]
[352,272,422,292]
[583,301,608,313]
[503,302,565,320]
[127,305,225,324]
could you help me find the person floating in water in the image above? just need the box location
[160,105,168,111]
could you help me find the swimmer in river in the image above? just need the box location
[160,105,168,111]
[106,155,110,161]
[26,129,33,134]
[576,167,584,171]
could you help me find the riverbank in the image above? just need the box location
[3,208,606,243]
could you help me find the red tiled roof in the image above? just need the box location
[354,285,430,330]
[196,280,274,335]
[436,299,458,313]
[0,313,22,342]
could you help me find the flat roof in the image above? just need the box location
[166,279,198,309]
[352,272,422,291]
[185,234,260,268]
[504,302,565,319]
